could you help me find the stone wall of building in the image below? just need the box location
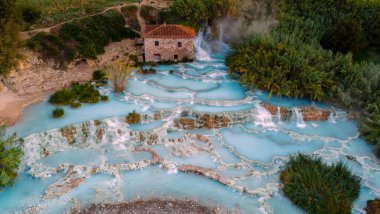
[144,38,194,62]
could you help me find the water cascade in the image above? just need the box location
[254,103,275,127]
[292,107,306,128]
[194,31,212,61]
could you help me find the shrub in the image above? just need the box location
[93,70,107,82]
[0,125,23,189]
[20,5,41,25]
[140,6,162,25]
[100,95,109,101]
[49,89,76,105]
[126,111,141,124]
[70,102,81,108]
[105,60,133,93]
[52,108,65,118]
[280,154,361,214]
[365,198,380,214]
[226,35,337,101]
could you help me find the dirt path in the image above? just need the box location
[137,0,148,33]
[20,0,163,39]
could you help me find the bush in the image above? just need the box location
[226,35,337,101]
[52,108,65,118]
[140,6,162,25]
[49,89,76,105]
[93,70,107,82]
[126,111,141,124]
[100,95,109,101]
[70,102,81,108]
[0,125,23,189]
[20,5,41,25]
[71,82,100,104]
[280,154,361,213]
[365,198,380,214]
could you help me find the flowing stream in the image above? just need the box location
[2,34,380,214]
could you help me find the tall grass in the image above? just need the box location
[280,154,361,214]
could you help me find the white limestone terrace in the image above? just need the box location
[2,34,379,214]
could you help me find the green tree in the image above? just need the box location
[321,18,368,58]
[0,125,23,188]
[0,0,23,76]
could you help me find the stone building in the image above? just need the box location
[142,24,196,62]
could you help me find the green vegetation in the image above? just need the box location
[20,4,41,28]
[227,0,380,157]
[0,125,23,188]
[100,95,109,101]
[92,70,108,87]
[126,111,141,124]
[27,12,139,68]
[105,60,134,93]
[280,154,361,213]
[0,0,23,76]
[121,5,140,30]
[164,0,239,29]
[52,108,64,118]
[365,199,380,214]
[16,0,137,28]
[49,82,105,109]
[70,102,81,109]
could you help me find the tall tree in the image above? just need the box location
[0,125,23,189]
[0,0,23,76]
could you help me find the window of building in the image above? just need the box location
[155,41,159,46]
[178,42,182,47]
[174,55,179,60]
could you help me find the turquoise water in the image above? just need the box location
[2,41,380,214]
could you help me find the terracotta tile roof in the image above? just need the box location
[143,24,196,38]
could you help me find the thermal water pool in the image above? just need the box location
[2,43,380,214]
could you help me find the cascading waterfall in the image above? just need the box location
[254,104,275,127]
[194,31,212,61]
[328,112,336,123]
[276,106,281,122]
[292,107,306,128]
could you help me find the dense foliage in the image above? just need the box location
[280,154,361,213]
[126,111,141,124]
[164,0,239,28]
[227,0,380,157]
[52,108,64,118]
[27,12,139,68]
[0,125,23,188]
[0,0,23,76]
[49,82,103,108]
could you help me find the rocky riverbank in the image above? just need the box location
[0,39,140,126]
